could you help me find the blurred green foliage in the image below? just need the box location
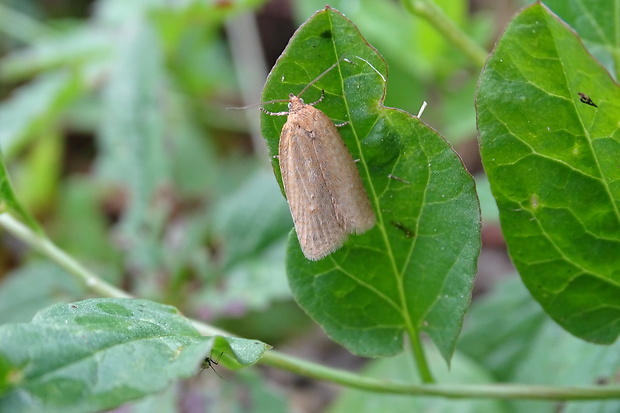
[1,0,619,412]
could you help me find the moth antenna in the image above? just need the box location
[244,56,347,111]
[227,98,290,111]
[297,55,347,98]
[307,89,325,106]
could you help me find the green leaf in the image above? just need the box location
[0,298,210,413]
[260,7,480,363]
[543,0,620,80]
[0,71,82,158]
[476,3,620,343]
[116,384,178,413]
[0,152,41,232]
[0,298,270,413]
[211,336,272,369]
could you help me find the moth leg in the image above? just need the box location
[260,107,289,116]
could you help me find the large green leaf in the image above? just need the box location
[260,7,480,363]
[0,298,270,413]
[477,3,620,343]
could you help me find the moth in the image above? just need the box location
[263,60,376,260]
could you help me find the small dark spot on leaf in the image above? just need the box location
[391,221,414,238]
[320,30,332,39]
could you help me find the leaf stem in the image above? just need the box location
[408,332,434,383]
[613,47,620,82]
[400,0,488,68]
[4,212,620,400]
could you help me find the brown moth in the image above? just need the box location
[263,61,376,260]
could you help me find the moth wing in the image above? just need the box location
[310,110,376,235]
[279,118,348,261]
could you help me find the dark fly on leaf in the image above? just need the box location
[578,92,597,108]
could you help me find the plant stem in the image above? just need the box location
[614,47,620,82]
[259,349,620,400]
[3,212,620,401]
[0,213,131,299]
[401,0,488,68]
[408,331,433,383]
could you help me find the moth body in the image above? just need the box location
[278,95,375,260]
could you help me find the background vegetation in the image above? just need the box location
[0,0,618,412]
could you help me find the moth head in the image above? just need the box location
[288,93,303,110]
[288,94,306,110]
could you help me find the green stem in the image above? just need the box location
[260,350,620,400]
[613,47,620,83]
[0,213,131,299]
[401,0,488,68]
[3,212,620,400]
[408,331,433,383]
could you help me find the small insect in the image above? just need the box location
[201,351,224,379]
[262,60,376,261]
[388,174,410,184]
[391,221,414,238]
[578,92,597,108]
